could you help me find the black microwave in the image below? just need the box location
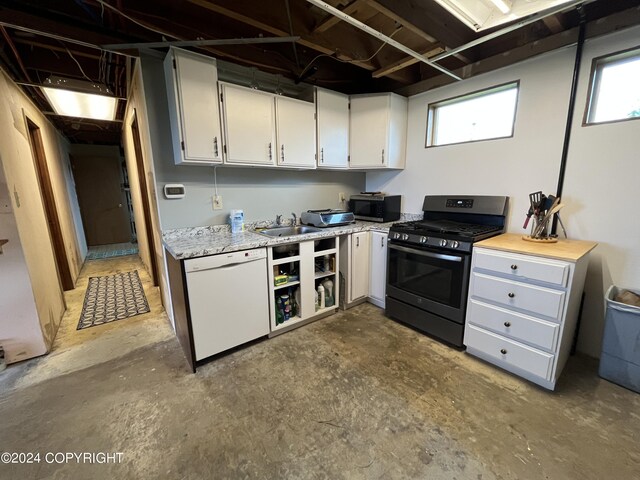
[349,194,401,222]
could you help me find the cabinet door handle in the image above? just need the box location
[510,264,518,270]
[381,237,384,247]
[268,142,272,160]
[508,292,515,298]
[281,144,285,162]
[500,348,508,355]
[320,147,324,163]
[381,149,385,163]
[213,137,219,157]
[504,321,511,327]
[356,236,360,247]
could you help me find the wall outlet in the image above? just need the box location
[338,192,346,204]
[213,194,223,210]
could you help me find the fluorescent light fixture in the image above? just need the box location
[489,0,512,14]
[40,76,118,121]
[435,0,575,31]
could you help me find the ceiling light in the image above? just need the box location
[40,76,118,121]
[489,0,512,14]
[435,0,576,31]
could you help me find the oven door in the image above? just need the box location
[387,242,471,323]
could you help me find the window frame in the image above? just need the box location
[425,80,520,148]
[583,45,640,127]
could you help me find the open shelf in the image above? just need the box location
[313,248,337,257]
[313,237,336,253]
[272,255,300,266]
[272,315,303,331]
[274,280,300,290]
[314,270,335,280]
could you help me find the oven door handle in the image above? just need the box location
[388,243,463,262]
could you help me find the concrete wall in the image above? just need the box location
[138,52,365,231]
[0,69,86,356]
[367,26,640,358]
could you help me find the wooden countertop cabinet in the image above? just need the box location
[464,234,597,390]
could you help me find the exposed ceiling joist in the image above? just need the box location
[372,45,444,78]
[305,0,462,80]
[313,0,369,33]
[101,36,302,50]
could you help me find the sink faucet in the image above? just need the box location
[275,214,282,226]
[291,212,297,226]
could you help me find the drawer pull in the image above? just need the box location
[510,264,518,270]
[500,348,508,355]
[504,321,511,327]
[508,292,515,298]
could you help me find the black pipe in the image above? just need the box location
[552,8,586,235]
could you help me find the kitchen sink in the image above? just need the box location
[255,226,323,237]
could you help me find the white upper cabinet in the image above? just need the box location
[349,93,407,169]
[275,96,316,168]
[164,48,224,165]
[220,83,276,166]
[315,88,349,169]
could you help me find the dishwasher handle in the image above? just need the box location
[184,248,267,273]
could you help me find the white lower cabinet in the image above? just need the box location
[339,232,370,308]
[267,237,339,334]
[369,231,388,308]
[464,242,595,390]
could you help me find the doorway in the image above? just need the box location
[130,111,159,287]
[26,118,74,291]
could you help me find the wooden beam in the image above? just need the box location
[186,0,379,72]
[543,14,565,34]
[367,0,437,45]
[313,0,368,33]
[373,45,444,78]
[396,5,640,97]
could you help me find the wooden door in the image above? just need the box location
[26,118,74,291]
[369,231,387,303]
[351,232,370,301]
[71,154,131,246]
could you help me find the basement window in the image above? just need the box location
[585,47,640,125]
[426,81,519,147]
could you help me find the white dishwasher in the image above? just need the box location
[184,248,269,361]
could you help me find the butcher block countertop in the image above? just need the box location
[475,233,597,262]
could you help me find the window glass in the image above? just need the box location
[587,50,640,124]
[427,82,518,147]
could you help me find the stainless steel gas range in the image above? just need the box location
[386,195,509,347]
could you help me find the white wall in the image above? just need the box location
[0,69,86,356]
[367,26,640,358]
[0,165,47,364]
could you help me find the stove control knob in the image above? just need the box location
[451,241,459,249]
[420,236,428,243]
[402,234,409,241]
[394,233,401,240]
[440,239,448,247]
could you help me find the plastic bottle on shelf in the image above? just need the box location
[314,288,319,311]
[318,284,325,309]
[323,279,334,307]
[324,254,331,272]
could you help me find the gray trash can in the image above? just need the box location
[599,285,640,393]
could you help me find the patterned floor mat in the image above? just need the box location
[86,242,138,260]
[77,270,150,330]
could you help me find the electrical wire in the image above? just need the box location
[297,26,402,79]
[63,44,92,81]
[92,0,178,39]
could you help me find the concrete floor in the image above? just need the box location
[1,257,639,479]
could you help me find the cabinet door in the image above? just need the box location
[349,95,389,168]
[164,48,223,165]
[276,96,316,168]
[220,83,276,165]
[316,88,349,168]
[350,232,370,301]
[369,231,388,305]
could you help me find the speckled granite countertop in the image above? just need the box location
[163,215,420,260]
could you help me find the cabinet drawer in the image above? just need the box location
[474,248,569,287]
[467,300,560,351]
[465,325,554,380]
[471,272,565,321]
